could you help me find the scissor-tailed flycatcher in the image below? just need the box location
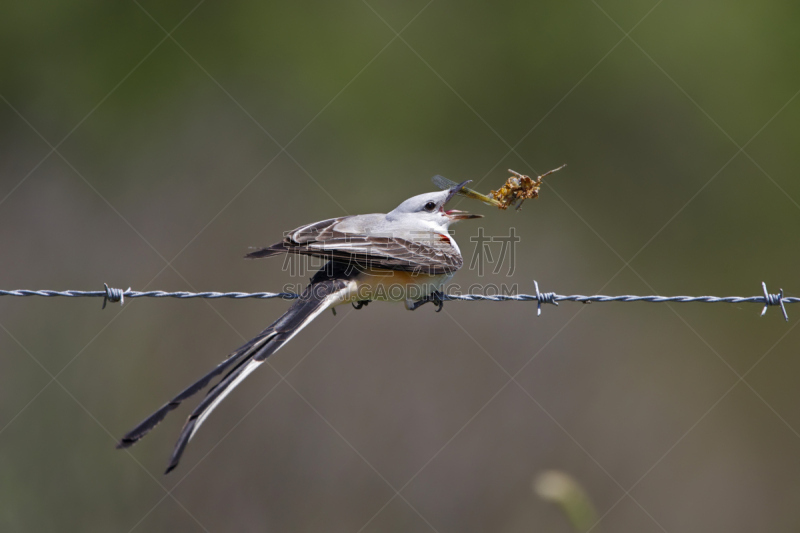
[117,180,482,473]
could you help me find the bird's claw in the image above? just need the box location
[433,291,444,312]
[352,300,370,310]
[410,291,444,312]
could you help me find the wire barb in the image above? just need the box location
[102,283,127,309]
[761,282,788,322]
[534,280,558,316]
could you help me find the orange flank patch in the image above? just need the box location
[352,267,447,303]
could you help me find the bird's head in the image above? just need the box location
[388,180,483,228]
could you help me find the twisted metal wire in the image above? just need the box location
[0,284,299,309]
[0,281,794,320]
[0,281,800,321]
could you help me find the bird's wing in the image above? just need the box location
[117,267,355,474]
[246,216,463,275]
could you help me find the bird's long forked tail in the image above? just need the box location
[116,274,352,474]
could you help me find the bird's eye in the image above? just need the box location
[424,201,437,211]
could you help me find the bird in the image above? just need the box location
[116,180,483,473]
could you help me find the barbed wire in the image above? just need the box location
[0,281,794,321]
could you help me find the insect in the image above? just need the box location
[433,165,565,211]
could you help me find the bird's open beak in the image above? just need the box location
[444,180,483,220]
[445,209,483,220]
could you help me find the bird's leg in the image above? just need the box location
[409,290,444,312]
[352,300,370,310]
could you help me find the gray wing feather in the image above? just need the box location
[246,217,463,274]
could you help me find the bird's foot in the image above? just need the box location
[352,300,370,310]
[409,291,444,312]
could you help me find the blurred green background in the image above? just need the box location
[2,1,800,531]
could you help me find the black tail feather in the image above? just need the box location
[117,267,353,474]
[116,330,276,449]
[162,278,349,472]
[163,345,266,473]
